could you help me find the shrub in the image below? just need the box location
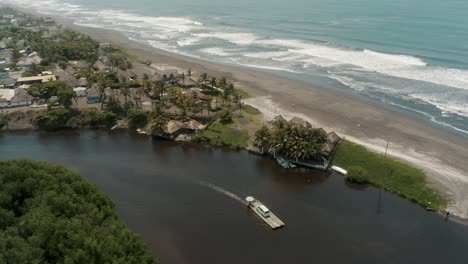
[346,166,369,184]
[219,109,233,124]
[127,108,148,129]
[35,109,71,131]
[0,117,7,129]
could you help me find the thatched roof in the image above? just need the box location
[322,141,335,156]
[327,132,341,145]
[184,78,199,87]
[94,60,108,71]
[289,117,312,128]
[163,119,205,134]
[273,115,287,124]
[87,87,100,98]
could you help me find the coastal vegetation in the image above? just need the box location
[193,120,249,149]
[0,159,156,263]
[346,166,369,184]
[333,140,448,211]
[0,7,451,216]
[127,108,148,129]
[254,118,328,162]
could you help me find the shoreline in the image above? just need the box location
[4,5,468,219]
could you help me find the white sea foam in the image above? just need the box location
[194,32,258,45]
[2,0,467,132]
[199,47,233,57]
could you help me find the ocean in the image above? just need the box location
[3,0,468,136]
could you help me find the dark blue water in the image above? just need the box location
[3,0,468,135]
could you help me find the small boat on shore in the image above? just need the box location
[331,166,347,175]
[246,196,285,230]
[276,157,297,169]
[111,124,119,130]
[136,128,148,135]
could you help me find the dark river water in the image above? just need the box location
[1,130,468,264]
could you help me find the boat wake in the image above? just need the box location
[194,180,247,205]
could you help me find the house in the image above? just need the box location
[93,59,109,72]
[289,117,312,128]
[78,77,88,87]
[165,78,179,87]
[161,119,205,140]
[73,87,87,97]
[17,75,56,85]
[16,52,41,69]
[70,60,89,70]
[53,66,77,87]
[0,78,16,88]
[322,132,342,158]
[87,87,101,104]
[0,88,15,107]
[8,88,34,107]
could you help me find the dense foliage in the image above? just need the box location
[35,109,71,131]
[254,119,327,161]
[0,159,156,263]
[81,108,117,127]
[219,109,233,124]
[346,166,369,184]
[127,108,148,129]
[0,118,7,129]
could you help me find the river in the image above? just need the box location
[1,130,467,264]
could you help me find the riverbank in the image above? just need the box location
[2,130,468,264]
[2,5,468,218]
[57,18,468,218]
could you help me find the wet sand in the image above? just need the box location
[8,6,468,219]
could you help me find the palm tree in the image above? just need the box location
[149,105,168,135]
[180,72,186,88]
[210,76,217,90]
[121,87,131,109]
[254,125,271,153]
[199,72,208,84]
[218,77,227,89]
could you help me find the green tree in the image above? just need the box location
[34,109,71,131]
[57,88,77,109]
[0,159,157,263]
[127,108,148,129]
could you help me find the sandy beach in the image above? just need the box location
[8,7,468,219]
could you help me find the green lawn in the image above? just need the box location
[333,140,448,211]
[242,104,261,115]
[193,120,249,149]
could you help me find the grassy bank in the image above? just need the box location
[193,119,249,149]
[333,140,448,211]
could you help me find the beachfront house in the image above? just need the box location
[322,132,342,158]
[9,88,33,107]
[160,119,205,140]
[87,87,101,104]
[0,88,34,108]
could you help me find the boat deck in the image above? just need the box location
[248,200,285,229]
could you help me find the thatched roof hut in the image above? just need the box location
[289,117,312,128]
[163,119,205,135]
[327,132,342,145]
